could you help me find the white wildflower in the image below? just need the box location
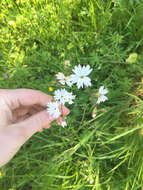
[66,91,76,104]
[61,121,67,128]
[89,180,94,184]
[54,88,75,105]
[56,72,66,85]
[66,76,74,87]
[97,86,108,104]
[92,113,97,118]
[47,102,61,118]
[8,21,15,26]
[70,65,92,88]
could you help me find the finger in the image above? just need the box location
[1,88,52,110]
[59,105,70,116]
[39,123,51,131]
[43,123,51,129]
[56,117,63,125]
[13,104,70,124]
[11,110,56,143]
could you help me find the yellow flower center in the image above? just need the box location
[96,93,101,98]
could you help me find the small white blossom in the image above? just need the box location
[89,180,94,184]
[66,76,74,87]
[92,113,97,118]
[47,102,61,118]
[70,65,92,88]
[54,88,75,105]
[61,121,67,128]
[97,86,108,104]
[66,92,76,104]
[8,21,15,26]
[56,72,66,85]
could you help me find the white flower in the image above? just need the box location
[66,92,76,104]
[70,65,92,88]
[92,113,97,118]
[47,102,61,118]
[8,21,15,26]
[61,121,67,128]
[54,89,67,104]
[54,88,75,105]
[56,72,66,85]
[97,86,108,104]
[66,76,74,87]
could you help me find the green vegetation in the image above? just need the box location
[1,0,143,189]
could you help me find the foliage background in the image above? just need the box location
[0,0,143,189]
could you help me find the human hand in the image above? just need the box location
[0,88,70,167]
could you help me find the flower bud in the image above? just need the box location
[64,60,70,67]
[126,53,138,64]
[92,107,98,118]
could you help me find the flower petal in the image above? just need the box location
[84,65,93,76]
[77,79,84,88]
[102,89,108,95]
[99,86,104,94]
[84,77,91,87]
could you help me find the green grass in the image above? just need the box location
[1,0,143,189]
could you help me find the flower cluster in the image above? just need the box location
[56,65,92,88]
[54,88,76,105]
[47,64,109,127]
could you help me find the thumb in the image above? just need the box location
[8,105,70,145]
[11,110,55,144]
